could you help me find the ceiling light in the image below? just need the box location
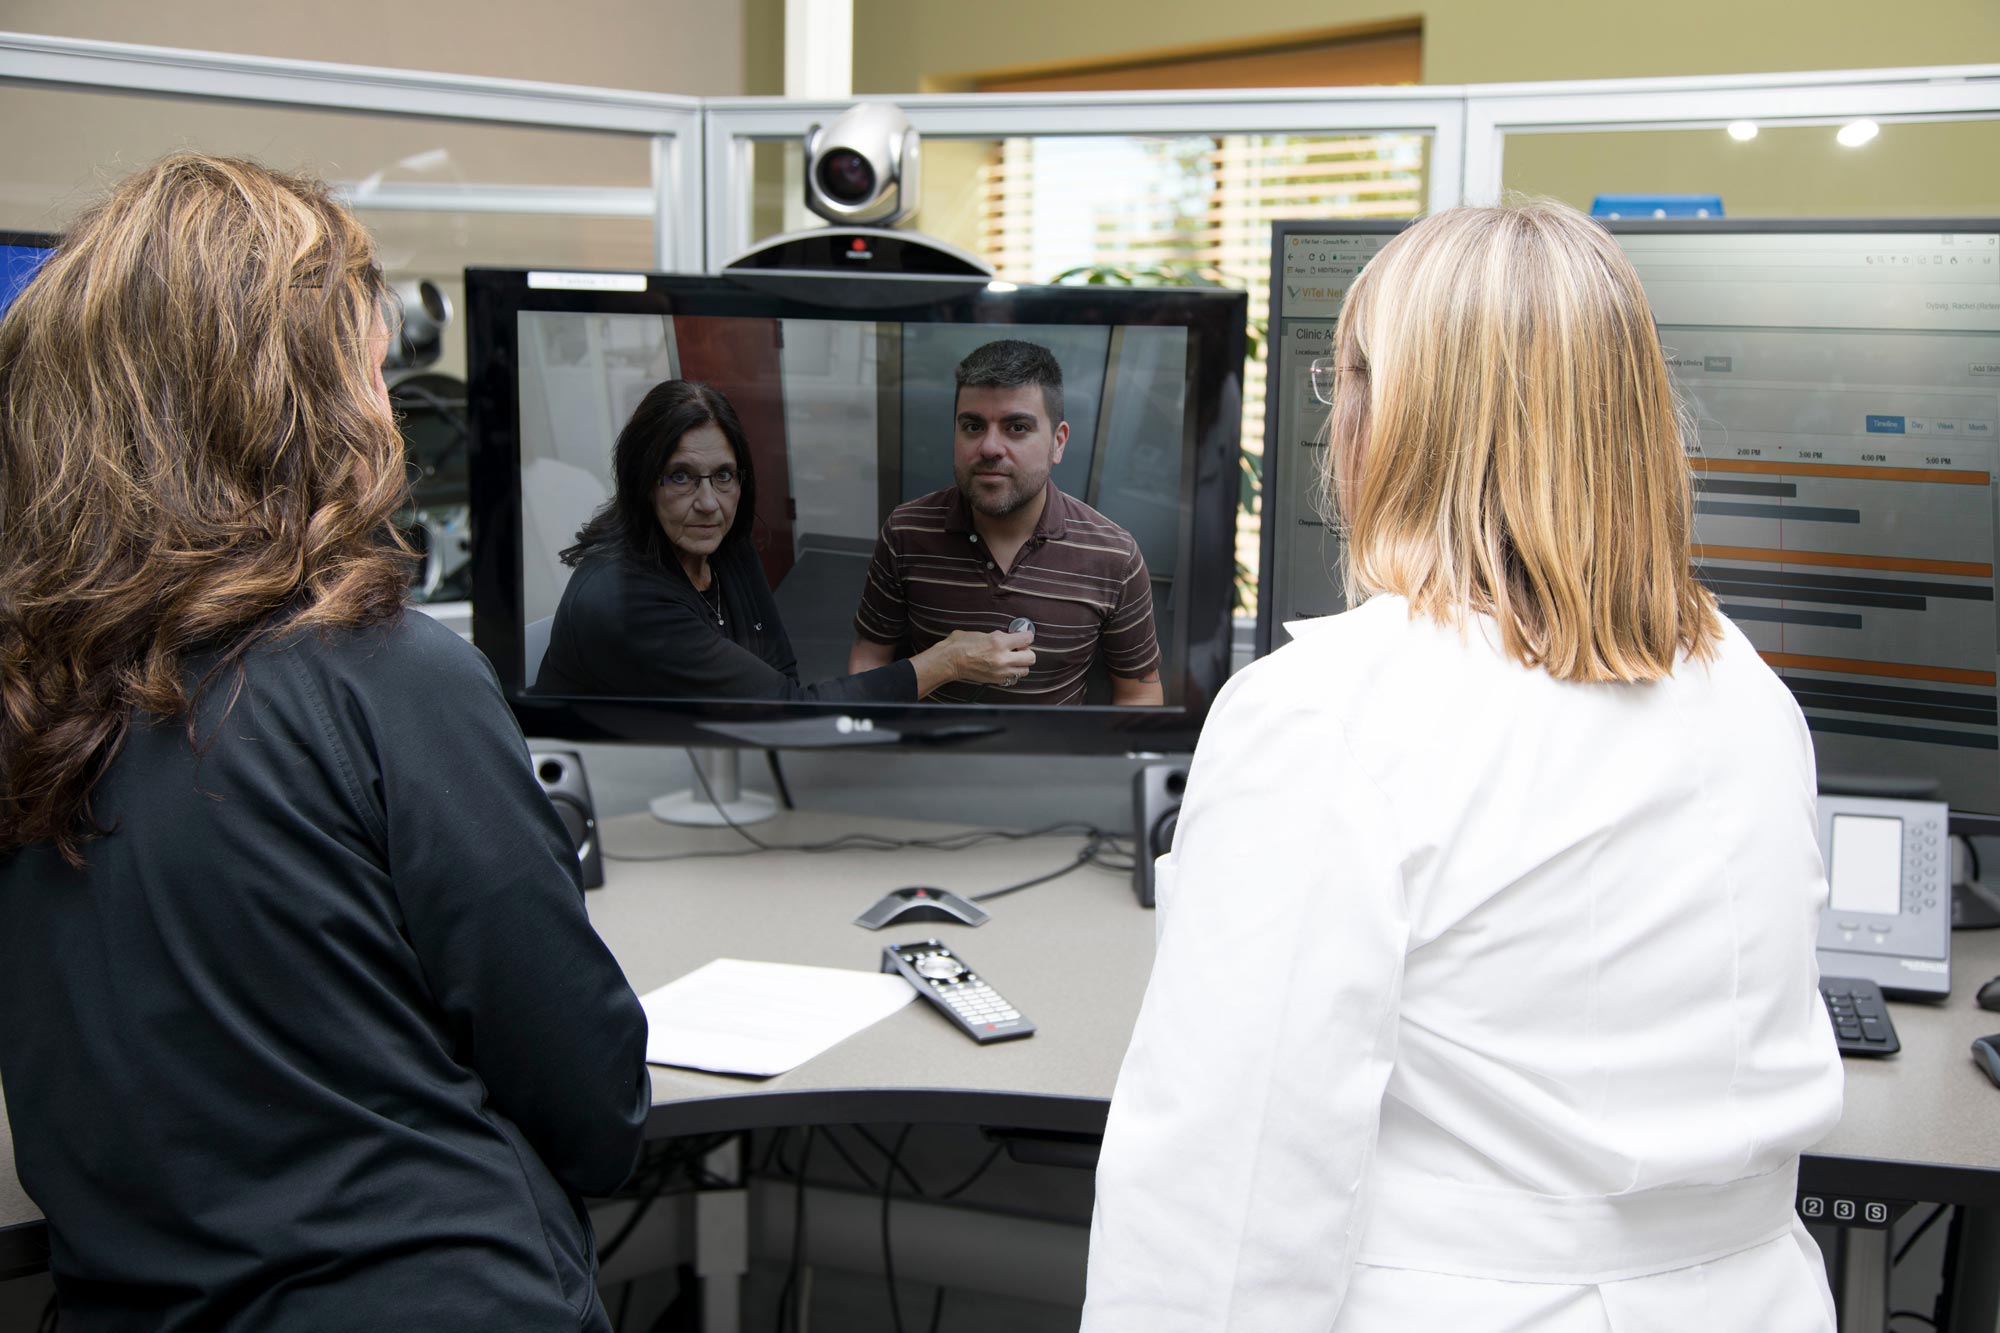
[1726,120,1759,142]
[1837,119,1880,148]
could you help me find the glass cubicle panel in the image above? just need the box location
[1501,119,2000,219]
[0,85,657,203]
[358,213,657,375]
[0,84,667,607]
[746,130,1432,613]
[0,85,662,376]
[748,138,817,252]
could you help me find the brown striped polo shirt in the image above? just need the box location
[852,484,1161,705]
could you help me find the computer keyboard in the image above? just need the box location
[1821,977,1901,1057]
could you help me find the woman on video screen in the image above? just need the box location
[536,380,1032,701]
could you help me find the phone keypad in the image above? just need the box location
[1822,976,1900,1057]
[1903,819,1943,916]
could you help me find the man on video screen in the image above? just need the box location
[849,339,1164,706]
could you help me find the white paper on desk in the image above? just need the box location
[639,958,916,1077]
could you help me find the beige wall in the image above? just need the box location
[743,0,786,95]
[853,0,2000,92]
[5,0,749,94]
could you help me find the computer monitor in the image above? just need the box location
[466,267,1247,755]
[1262,217,2000,822]
[0,231,57,317]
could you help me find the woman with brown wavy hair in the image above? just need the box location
[0,154,648,1331]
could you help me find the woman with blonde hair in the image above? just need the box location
[1082,201,1843,1331]
[0,154,648,1330]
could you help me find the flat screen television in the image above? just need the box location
[1262,216,2000,826]
[466,267,1247,755]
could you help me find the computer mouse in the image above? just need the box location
[1972,1035,2000,1088]
[852,886,990,931]
[1979,976,2000,1011]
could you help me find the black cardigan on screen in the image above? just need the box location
[535,538,916,703]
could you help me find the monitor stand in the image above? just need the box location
[650,748,779,827]
[1952,835,2000,929]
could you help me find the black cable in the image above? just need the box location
[1936,1203,1966,1331]
[791,1128,815,1330]
[37,1293,57,1332]
[827,1126,1003,1201]
[602,819,1106,863]
[602,823,1105,860]
[632,762,1109,858]
[598,1133,734,1264]
[817,1125,885,1190]
[926,1287,947,1333]
[597,1189,663,1266]
[616,755,1132,906]
[881,1124,914,1333]
[781,1129,816,1333]
[615,1280,635,1332]
[1084,832,1138,873]
[1894,1203,1950,1265]
[387,381,471,444]
[756,1126,792,1176]
[970,833,1120,903]
[598,755,1112,863]
[764,750,795,810]
[935,1143,1006,1201]
[852,1125,929,1194]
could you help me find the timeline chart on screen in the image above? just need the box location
[1688,437,2000,758]
[1265,229,1396,644]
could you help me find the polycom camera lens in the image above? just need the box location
[815,149,877,205]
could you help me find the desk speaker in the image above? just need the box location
[1131,764,1187,908]
[531,749,604,890]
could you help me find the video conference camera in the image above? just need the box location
[723,101,990,280]
[385,278,451,370]
[804,102,921,228]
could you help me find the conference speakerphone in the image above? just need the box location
[1815,794,1952,1000]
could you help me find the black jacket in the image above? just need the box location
[0,612,650,1331]
[535,539,916,702]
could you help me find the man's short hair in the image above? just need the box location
[954,339,1064,427]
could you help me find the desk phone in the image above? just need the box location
[1815,794,1951,1000]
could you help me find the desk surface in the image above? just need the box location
[595,811,1152,1139]
[7,807,2000,1274]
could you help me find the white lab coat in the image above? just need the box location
[1082,595,1845,1333]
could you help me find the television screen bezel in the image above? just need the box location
[466,265,1247,756]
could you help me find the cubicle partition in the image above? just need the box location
[5,34,1998,621]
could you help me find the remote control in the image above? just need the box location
[882,940,1035,1044]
